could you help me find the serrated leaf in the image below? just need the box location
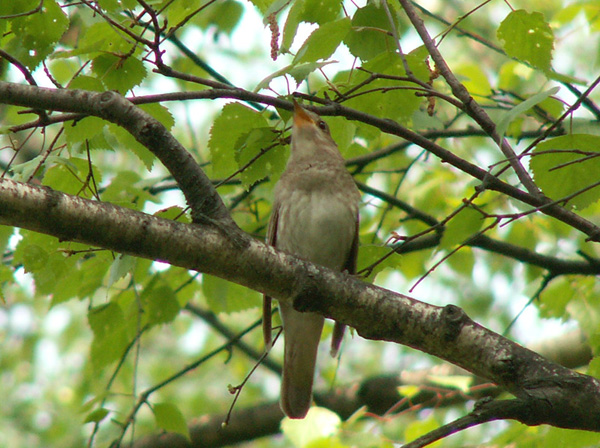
[154,206,191,223]
[153,402,190,440]
[302,0,341,24]
[67,75,105,92]
[281,0,305,52]
[21,244,49,273]
[342,50,428,122]
[440,207,484,249]
[138,103,174,130]
[208,103,269,178]
[203,275,260,313]
[458,62,493,101]
[91,54,146,93]
[108,123,156,170]
[497,10,554,71]
[357,245,398,282]
[108,255,136,288]
[89,302,128,369]
[140,284,180,326]
[42,157,102,198]
[344,3,400,61]
[64,116,106,146]
[235,127,286,188]
[293,18,351,64]
[530,134,600,210]
[3,0,68,70]
[496,87,560,141]
[255,61,335,92]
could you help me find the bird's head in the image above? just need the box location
[290,100,338,161]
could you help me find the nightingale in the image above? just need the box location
[263,100,360,419]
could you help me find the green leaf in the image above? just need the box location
[3,0,68,70]
[140,284,180,326]
[89,302,128,369]
[326,116,357,154]
[33,252,69,296]
[440,207,484,249]
[496,87,560,141]
[91,54,147,93]
[108,123,156,170]
[67,75,105,92]
[21,244,49,273]
[344,3,400,61]
[497,10,554,71]
[398,385,420,399]
[0,226,13,256]
[202,275,260,313]
[530,134,600,210]
[301,0,341,24]
[293,18,351,64]
[154,206,191,223]
[153,402,190,440]
[139,103,175,130]
[342,50,428,122]
[281,0,305,52]
[63,21,132,58]
[255,61,335,92]
[538,276,575,319]
[356,245,399,282]
[457,63,492,102]
[108,255,136,288]
[42,157,102,198]
[542,427,600,448]
[235,127,287,188]
[101,170,153,210]
[208,103,269,178]
[64,116,107,146]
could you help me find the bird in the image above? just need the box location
[263,100,360,419]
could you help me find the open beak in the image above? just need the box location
[293,100,315,128]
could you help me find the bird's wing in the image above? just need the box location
[330,213,360,357]
[263,202,280,349]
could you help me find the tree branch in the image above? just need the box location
[0,178,598,436]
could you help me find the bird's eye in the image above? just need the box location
[317,120,328,132]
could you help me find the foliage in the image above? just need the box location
[1,0,600,447]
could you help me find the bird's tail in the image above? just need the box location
[279,303,324,419]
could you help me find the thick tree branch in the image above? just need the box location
[0,178,598,435]
[397,0,540,196]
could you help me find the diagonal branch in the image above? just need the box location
[397,0,540,196]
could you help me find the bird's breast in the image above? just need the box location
[275,187,357,270]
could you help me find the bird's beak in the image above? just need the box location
[293,100,314,128]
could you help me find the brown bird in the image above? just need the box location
[264,100,360,419]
